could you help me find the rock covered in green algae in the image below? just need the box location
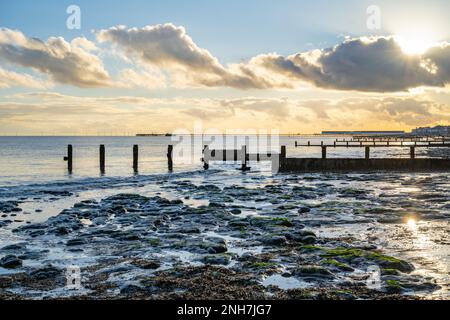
[294,265,335,278]
[201,254,231,266]
[320,247,414,273]
[320,259,354,272]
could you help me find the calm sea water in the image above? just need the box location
[0,136,431,186]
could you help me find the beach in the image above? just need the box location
[0,136,448,299]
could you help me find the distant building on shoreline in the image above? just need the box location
[411,125,450,136]
[321,131,405,135]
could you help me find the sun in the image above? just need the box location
[394,29,437,55]
[395,33,434,55]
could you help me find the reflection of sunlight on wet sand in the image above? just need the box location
[401,218,450,298]
[406,217,417,230]
[397,187,421,193]
[403,217,431,253]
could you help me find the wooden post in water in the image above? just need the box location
[365,146,370,160]
[203,145,209,170]
[281,145,286,159]
[240,145,250,171]
[295,141,298,147]
[410,146,415,159]
[99,145,105,174]
[133,145,138,173]
[308,141,311,147]
[167,145,173,171]
[64,144,73,173]
[321,146,327,159]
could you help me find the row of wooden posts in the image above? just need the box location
[64,144,174,174]
[295,141,450,148]
[295,141,420,159]
[63,140,442,174]
[63,144,284,173]
[317,145,417,160]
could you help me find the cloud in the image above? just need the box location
[2,25,450,93]
[97,25,450,92]
[218,98,292,119]
[2,93,449,135]
[96,24,287,89]
[115,67,166,89]
[304,96,450,127]
[253,37,450,92]
[0,28,111,87]
[0,67,51,89]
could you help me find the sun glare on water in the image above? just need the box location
[406,217,417,230]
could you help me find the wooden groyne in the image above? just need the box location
[63,144,175,174]
[203,137,450,172]
[278,158,450,172]
[289,138,450,172]
[201,146,450,172]
[62,138,450,174]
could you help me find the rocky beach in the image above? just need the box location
[0,168,448,300]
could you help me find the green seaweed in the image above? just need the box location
[300,245,323,251]
[270,217,293,227]
[381,268,401,276]
[321,247,364,260]
[321,259,354,271]
[320,247,414,272]
[147,238,160,246]
[296,265,333,276]
[385,279,403,293]
[249,262,277,269]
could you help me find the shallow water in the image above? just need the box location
[0,135,438,186]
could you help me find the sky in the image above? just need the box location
[1,0,450,135]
